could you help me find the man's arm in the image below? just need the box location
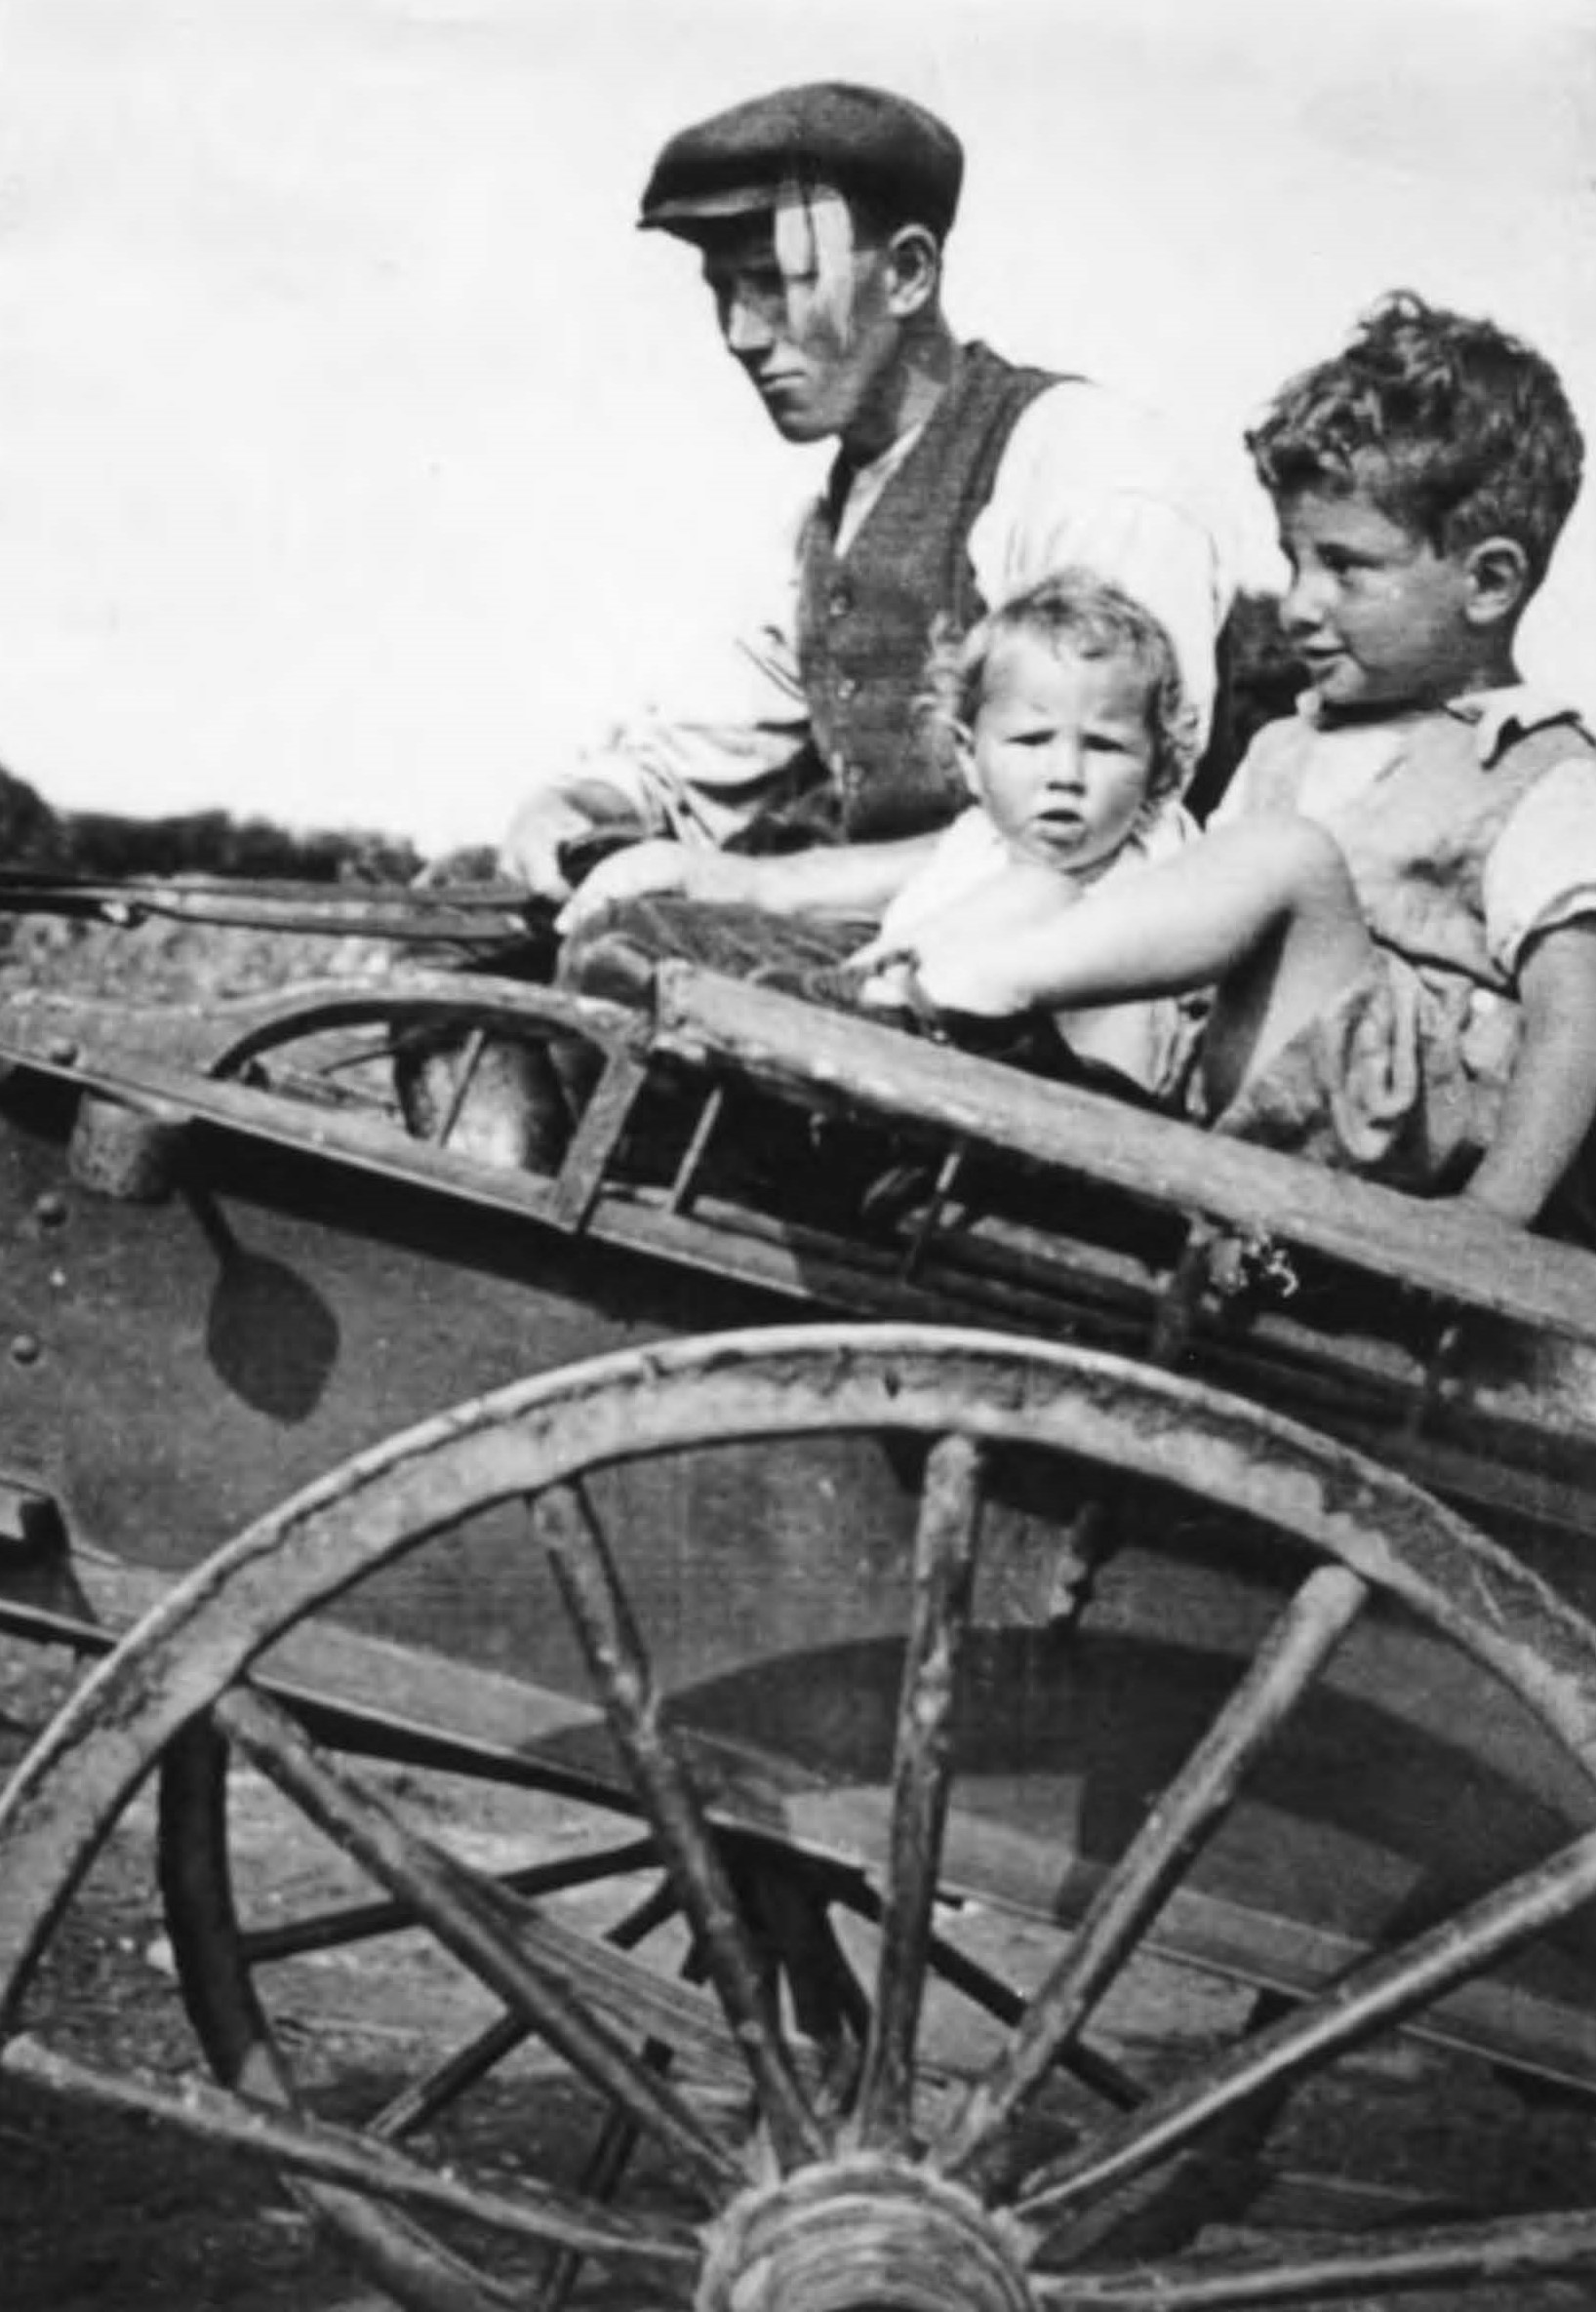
[500,549,814,899]
[557,830,939,935]
[1460,920,1596,1226]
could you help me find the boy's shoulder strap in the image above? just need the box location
[1491,703,1596,779]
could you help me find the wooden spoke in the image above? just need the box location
[374,2009,534,2144]
[1016,1820,1596,2233]
[853,1432,984,2150]
[433,1027,490,1146]
[1,2034,697,2276]
[536,1478,828,2171]
[538,1939,710,2312]
[938,1562,1367,2176]
[741,1858,873,2102]
[833,1874,1142,2115]
[212,1683,739,2199]
[1037,2204,1596,2307]
[240,1836,658,1967]
[370,1877,679,2142]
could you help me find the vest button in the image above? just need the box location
[835,675,858,702]
[827,585,853,618]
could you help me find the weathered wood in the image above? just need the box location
[937,1563,1368,2178]
[236,1838,658,1967]
[0,870,539,944]
[0,969,641,1081]
[1,2034,696,2271]
[214,1683,741,2194]
[853,1434,983,2150]
[1016,1821,1596,2231]
[366,1876,677,2143]
[547,1049,653,1232]
[1039,2207,1596,2306]
[537,1478,829,2172]
[655,964,1596,1349]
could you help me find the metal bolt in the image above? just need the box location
[46,1037,78,1065]
[33,1191,68,1228]
[10,1334,42,1366]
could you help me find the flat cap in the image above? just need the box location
[639,81,963,241]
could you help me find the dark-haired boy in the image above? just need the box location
[882,293,1596,1230]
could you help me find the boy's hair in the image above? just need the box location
[921,569,1197,809]
[1248,291,1583,590]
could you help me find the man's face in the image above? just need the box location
[698,213,901,445]
[1277,479,1476,712]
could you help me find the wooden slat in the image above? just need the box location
[655,965,1596,1351]
[0,969,641,1079]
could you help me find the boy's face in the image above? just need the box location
[968,636,1155,872]
[698,213,901,445]
[1277,483,1477,711]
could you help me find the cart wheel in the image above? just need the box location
[207,977,634,1169]
[7,1323,1596,2312]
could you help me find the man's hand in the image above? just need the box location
[556,841,757,936]
[499,793,603,903]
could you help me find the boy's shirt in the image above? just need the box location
[878,799,1200,1097]
[1214,685,1596,980]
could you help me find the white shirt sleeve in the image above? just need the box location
[514,506,815,849]
[968,381,1237,744]
[1483,756,1596,973]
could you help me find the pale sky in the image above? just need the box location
[0,0,1590,849]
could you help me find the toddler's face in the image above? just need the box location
[968,635,1156,872]
[1277,482,1475,711]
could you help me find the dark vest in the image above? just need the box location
[740,342,1060,852]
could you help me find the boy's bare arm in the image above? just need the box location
[1460,921,1596,1226]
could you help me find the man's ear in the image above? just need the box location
[1463,536,1531,627]
[953,721,981,793]
[884,224,942,318]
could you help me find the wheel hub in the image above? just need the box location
[697,2154,1038,2312]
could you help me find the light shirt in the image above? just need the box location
[528,377,1234,847]
[1216,686,1596,976]
[877,800,1199,1096]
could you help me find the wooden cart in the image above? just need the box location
[4,879,1596,2308]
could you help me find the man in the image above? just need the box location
[500,79,1233,908]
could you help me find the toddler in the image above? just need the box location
[560,568,1201,1101]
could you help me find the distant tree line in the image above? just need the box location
[0,591,1302,875]
[0,779,422,883]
